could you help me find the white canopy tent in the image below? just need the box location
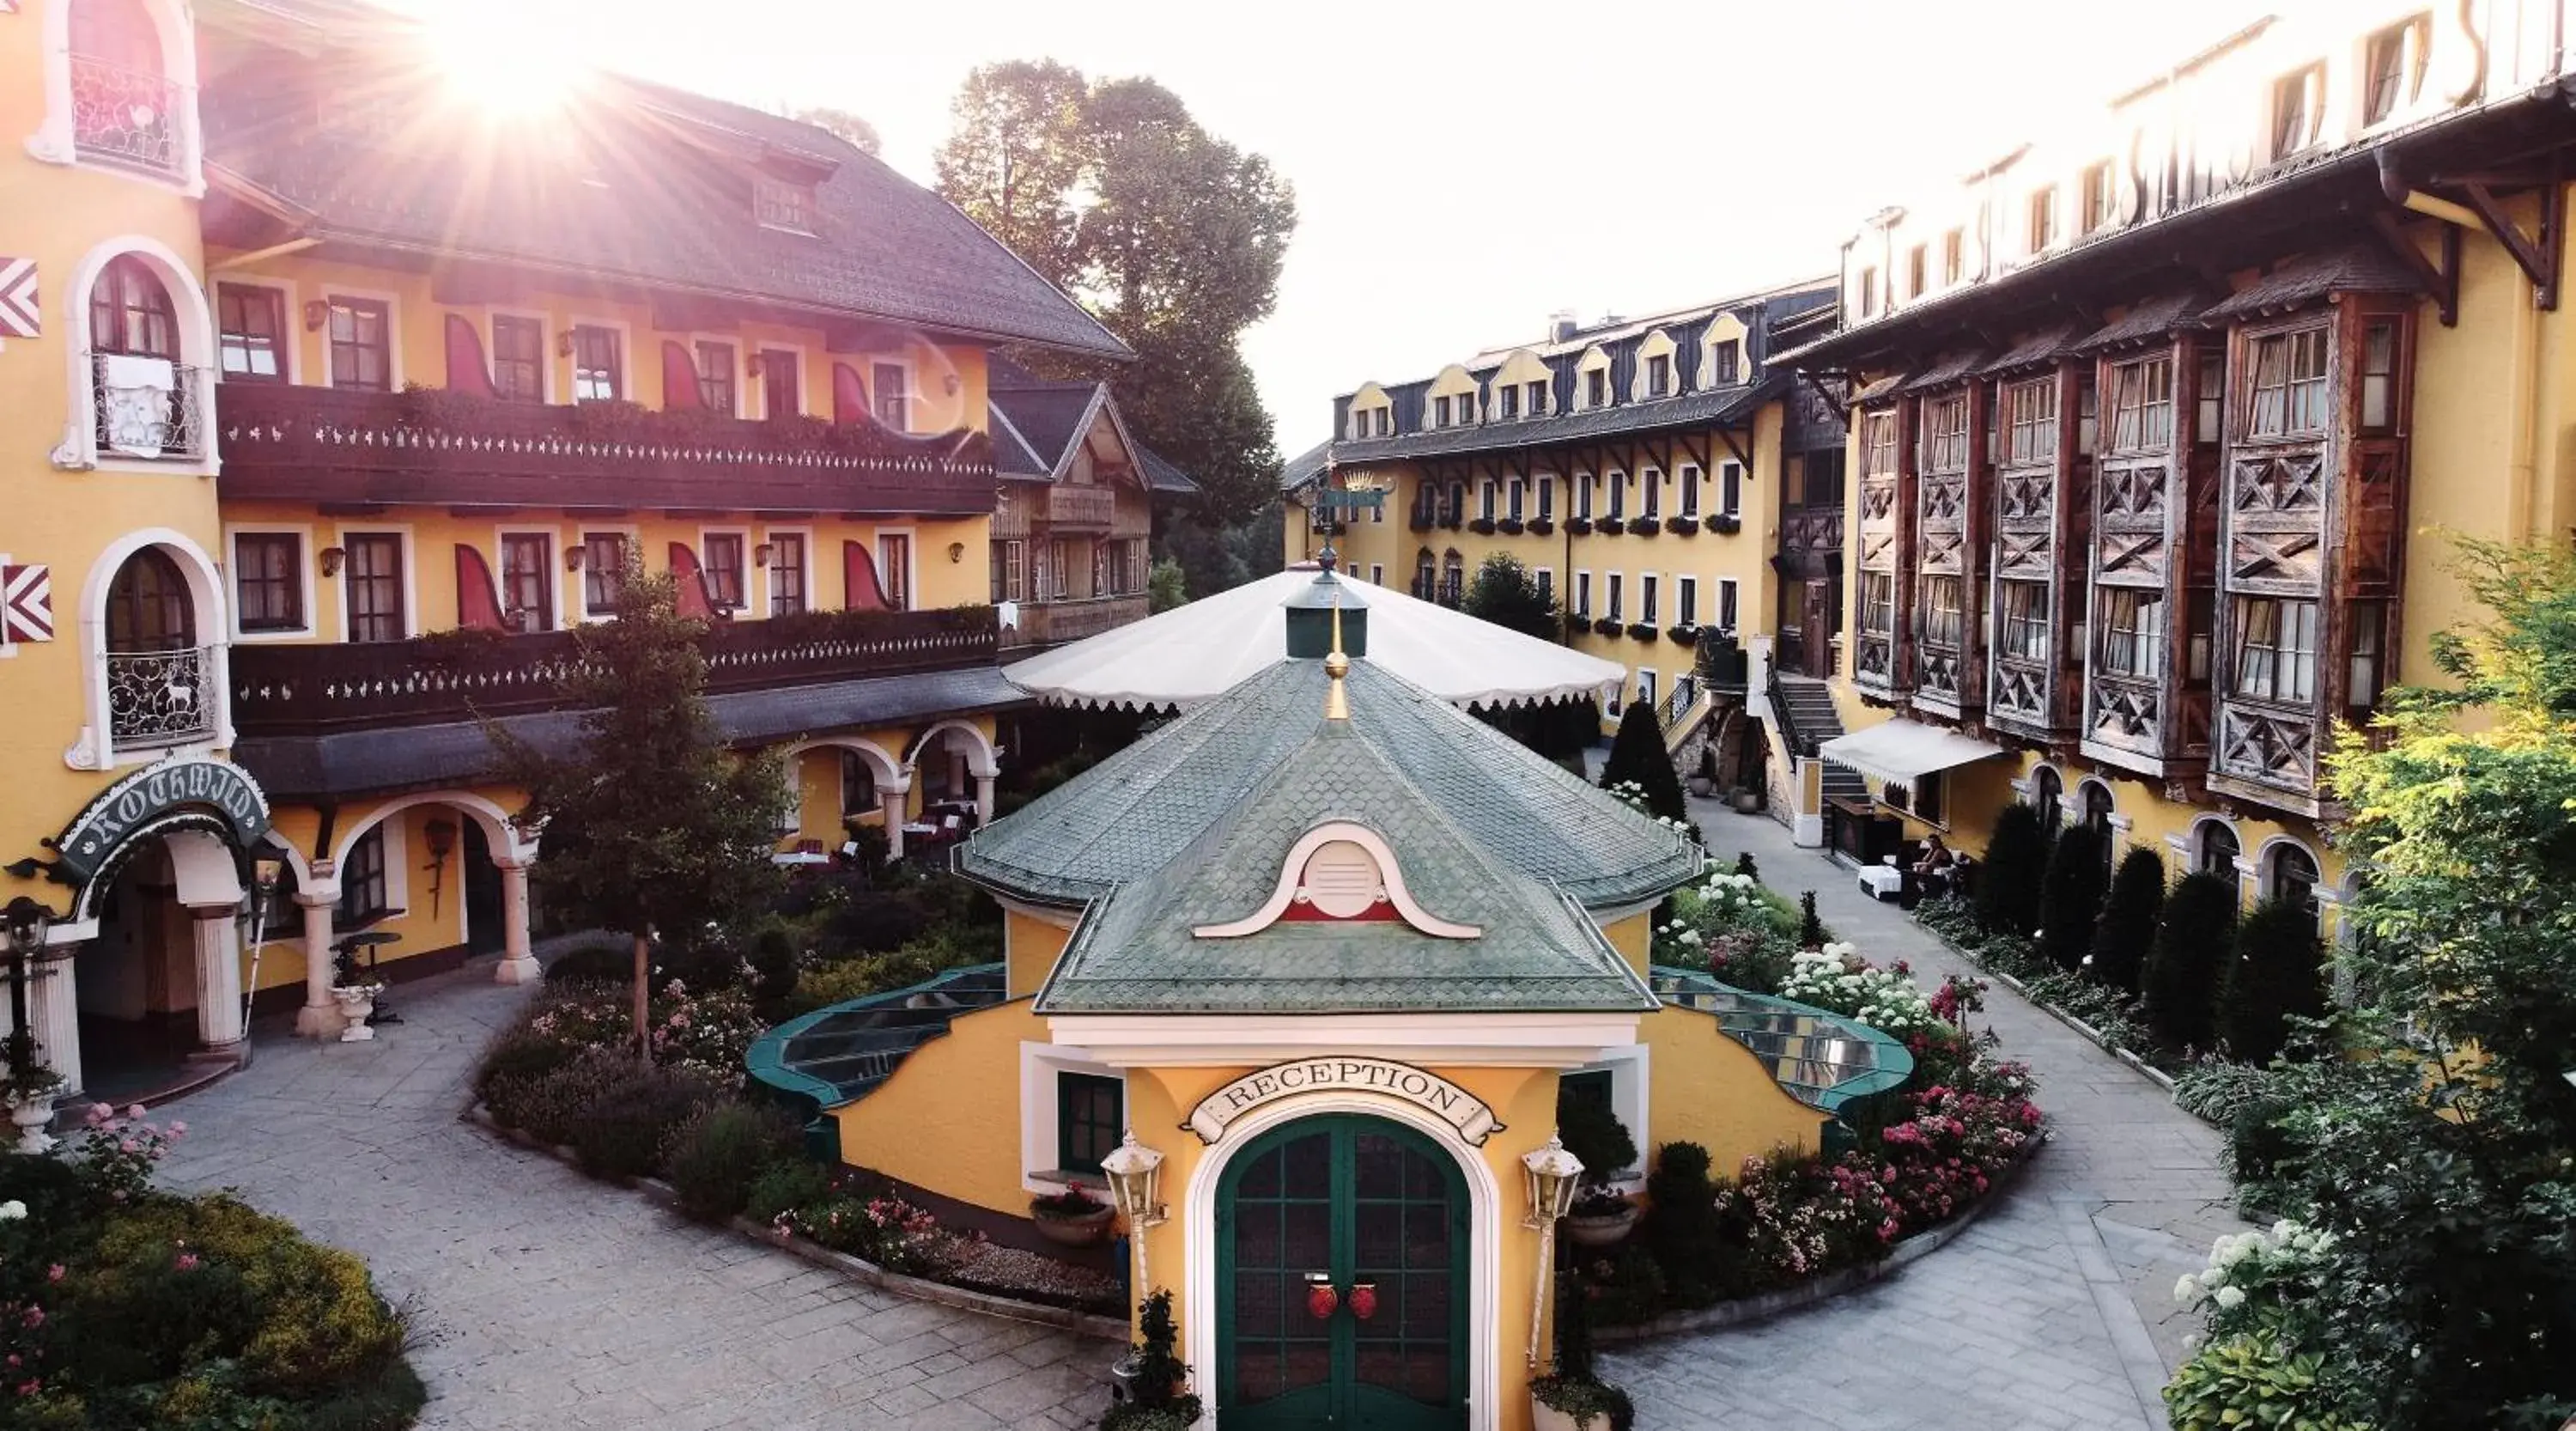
[1001,565,1626,710]
[1816,718,2008,785]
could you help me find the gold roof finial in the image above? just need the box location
[1323,584,1351,722]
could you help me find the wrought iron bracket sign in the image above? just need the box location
[44,756,271,886]
[1183,1058,1504,1147]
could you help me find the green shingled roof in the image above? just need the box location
[961,659,1700,910]
[962,657,1697,1016]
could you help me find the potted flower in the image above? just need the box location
[1468,517,1498,535]
[1105,1289,1203,1430]
[1664,515,1698,536]
[1705,513,1742,534]
[1686,746,1718,799]
[1625,516,1660,537]
[1564,516,1592,535]
[331,949,386,1043]
[1030,1179,1116,1247]
[1591,617,1624,638]
[1531,1277,1633,1431]
[2,1029,64,1154]
[1556,1095,1641,1247]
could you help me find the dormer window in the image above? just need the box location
[1905,245,1927,299]
[2364,19,2428,125]
[754,174,816,234]
[1434,395,1452,427]
[1499,386,1520,420]
[2027,187,2057,254]
[2272,65,2323,159]
[2081,161,2114,234]
[1374,406,1390,436]
[1710,339,1740,385]
[1584,368,1606,408]
[1942,229,1964,284]
[1525,380,1546,416]
[1645,354,1671,398]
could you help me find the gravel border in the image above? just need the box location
[462,1104,1129,1342]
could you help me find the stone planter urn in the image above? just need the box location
[7,1093,58,1155]
[1686,776,1714,798]
[1564,1201,1640,1248]
[331,983,386,1042]
[1532,1392,1616,1431]
[1030,1197,1116,1247]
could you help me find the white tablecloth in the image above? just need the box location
[1857,865,1905,900]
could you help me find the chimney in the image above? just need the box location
[1547,310,1577,344]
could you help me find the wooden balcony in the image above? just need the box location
[230,606,999,736]
[1043,484,1118,530]
[214,383,998,516]
[999,594,1150,650]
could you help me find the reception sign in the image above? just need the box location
[1184,1058,1504,1147]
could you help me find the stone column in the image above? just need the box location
[494,856,539,985]
[25,947,82,1096]
[190,906,246,1052]
[880,788,908,860]
[293,887,343,1039]
[974,773,997,827]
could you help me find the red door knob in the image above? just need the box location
[1306,1282,1340,1320]
[1347,1283,1378,1322]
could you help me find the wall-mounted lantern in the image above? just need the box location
[302,301,329,332]
[318,545,345,577]
[564,545,587,572]
[754,543,775,568]
[1520,1135,1583,1367]
[1101,1129,1167,1291]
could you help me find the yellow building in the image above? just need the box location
[1282,288,1847,807]
[751,569,1906,1431]
[0,0,1126,1098]
[1778,3,2576,935]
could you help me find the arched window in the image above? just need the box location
[89,255,177,358]
[2270,843,2321,929]
[1413,550,1436,601]
[2032,766,2063,833]
[2197,821,2240,879]
[1439,551,1464,607]
[67,0,183,177]
[106,548,193,651]
[2080,781,2113,832]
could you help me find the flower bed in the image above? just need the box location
[1915,892,2175,1079]
[0,1106,424,1428]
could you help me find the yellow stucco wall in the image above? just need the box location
[827,996,1047,1217]
[1600,910,1652,977]
[1637,1004,1828,1171]
[1004,908,1074,999]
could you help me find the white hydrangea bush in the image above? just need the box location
[2173,1219,2342,1349]
[1778,941,1943,1038]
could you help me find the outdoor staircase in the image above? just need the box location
[750,964,1010,1117]
[1768,673,1868,803]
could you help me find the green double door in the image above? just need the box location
[1216,1115,1467,1431]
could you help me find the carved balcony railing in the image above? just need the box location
[110,646,216,746]
[92,355,210,462]
[70,56,185,177]
[230,606,999,737]
[215,384,996,514]
[998,594,1149,649]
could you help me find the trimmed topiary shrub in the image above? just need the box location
[1599,700,1687,825]
[568,1066,717,1181]
[2219,898,2328,1065]
[2088,847,2166,994]
[665,1102,805,1222]
[1555,1091,1640,1198]
[2037,824,2110,972]
[1796,890,1826,949]
[1638,1142,1724,1309]
[749,924,799,1006]
[2145,873,2239,1052]
[1976,801,2050,937]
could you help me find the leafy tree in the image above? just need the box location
[2219,898,2326,1064]
[1599,701,1686,825]
[1974,801,2050,937]
[936,62,1297,527]
[1461,553,1560,640]
[786,106,881,156]
[1145,557,1187,613]
[489,560,785,1065]
[2087,846,2166,993]
[2037,824,2110,972]
[2144,873,2238,1051]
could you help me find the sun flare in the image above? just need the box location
[417,0,585,117]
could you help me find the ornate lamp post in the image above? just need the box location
[1101,1129,1167,1295]
[3,897,61,1152]
[236,856,286,1064]
[1521,1134,1584,1367]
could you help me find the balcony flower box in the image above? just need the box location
[1625,622,1659,642]
[1498,516,1526,535]
[1592,617,1625,637]
[1468,517,1498,535]
[1596,521,1625,539]
[1565,517,1594,535]
[1626,516,1661,537]
[1409,513,1437,533]
[1666,624,1700,645]
[1528,518,1555,536]
[1705,514,1742,534]
[1439,515,1464,531]
[1666,515,1699,536]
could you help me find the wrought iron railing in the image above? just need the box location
[109,646,216,746]
[1765,667,1814,758]
[1662,675,1698,731]
[70,56,185,176]
[90,355,209,462]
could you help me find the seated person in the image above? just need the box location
[1912,836,1957,893]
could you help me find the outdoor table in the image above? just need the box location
[1857,863,1905,902]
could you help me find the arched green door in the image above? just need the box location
[1216,1114,1468,1431]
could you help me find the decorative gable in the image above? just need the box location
[1193,821,1479,941]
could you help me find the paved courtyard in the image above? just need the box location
[153,800,2237,1430]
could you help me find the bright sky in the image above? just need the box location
[415,0,2258,456]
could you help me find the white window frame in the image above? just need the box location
[53,235,221,478]
[1640,572,1660,626]
[683,331,741,417]
[1019,1041,1127,1192]
[1637,667,1658,709]
[869,354,919,432]
[1564,1045,1651,1190]
[1573,569,1594,618]
[754,343,809,420]
[495,525,566,633]
[489,308,556,404]
[223,522,317,642]
[69,528,234,772]
[696,525,753,613]
[567,315,633,404]
[1535,567,1554,606]
[1720,460,1745,518]
[1676,574,1698,629]
[1369,563,1384,585]
[762,525,815,618]
[875,526,917,611]
[573,527,640,624]
[1719,576,1740,633]
[1679,464,1702,518]
[321,286,405,391]
[26,0,208,196]
[332,523,420,643]
[211,274,298,387]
